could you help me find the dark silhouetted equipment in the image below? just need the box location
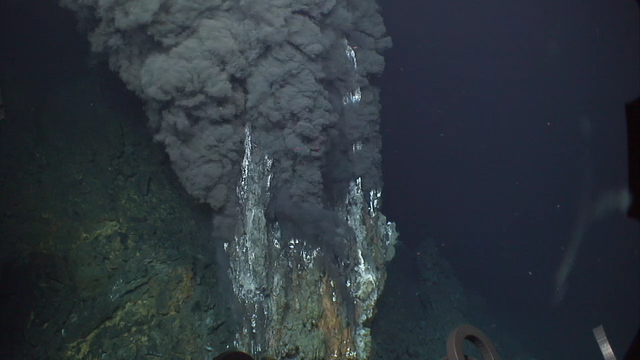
[213,351,255,360]
[439,324,501,360]
[625,97,640,221]
[622,95,640,360]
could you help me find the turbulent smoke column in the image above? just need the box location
[60,0,397,357]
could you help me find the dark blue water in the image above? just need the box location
[378,0,639,358]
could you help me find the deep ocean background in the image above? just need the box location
[378,0,639,359]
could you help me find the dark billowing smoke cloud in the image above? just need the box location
[268,188,356,264]
[59,0,391,239]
